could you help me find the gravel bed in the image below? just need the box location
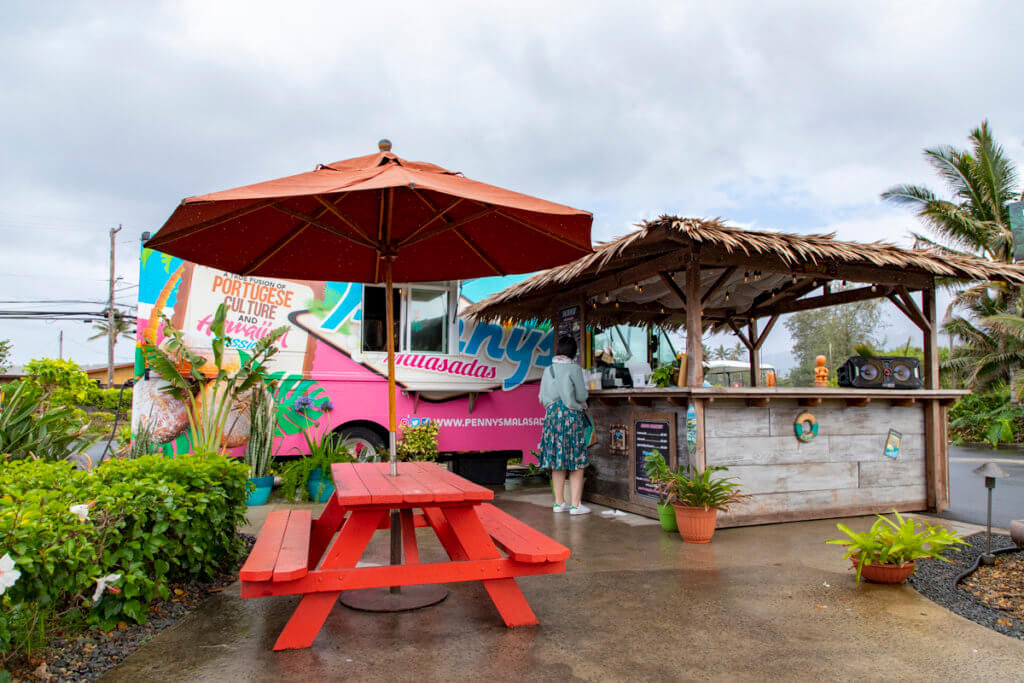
[7,533,255,682]
[909,532,1023,640]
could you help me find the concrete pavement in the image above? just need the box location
[104,484,1024,682]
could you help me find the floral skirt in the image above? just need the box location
[538,400,589,471]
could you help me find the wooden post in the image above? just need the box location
[107,225,122,388]
[922,285,948,512]
[685,261,706,472]
[747,318,760,387]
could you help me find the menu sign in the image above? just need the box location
[557,305,582,361]
[634,419,671,499]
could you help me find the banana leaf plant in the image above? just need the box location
[142,303,286,456]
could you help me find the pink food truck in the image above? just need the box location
[131,243,553,470]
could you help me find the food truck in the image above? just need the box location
[131,245,554,464]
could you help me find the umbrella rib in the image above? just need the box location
[493,209,590,252]
[147,199,278,248]
[403,193,465,244]
[398,207,497,248]
[314,194,377,246]
[452,227,504,276]
[270,205,378,250]
[240,205,334,275]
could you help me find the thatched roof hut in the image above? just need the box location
[466,216,1024,331]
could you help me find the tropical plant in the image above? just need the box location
[141,303,286,455]
[87,313,135,344]
[244,382,276,478]
[396,421,440,461]
[22,358,96,406]
[0,382,98,462]
[643,450,675,504]
[279,422,355,501]
[826,511,967,582]
[882,121,1023,398]
[0,338,12,374]
[644,450,745,510]
[650,365,675,388]
[948,388,1024,446]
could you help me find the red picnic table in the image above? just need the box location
[239,461,570,650]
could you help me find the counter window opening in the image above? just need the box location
[361,282,457,354]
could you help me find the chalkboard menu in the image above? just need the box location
[557,305,582,360]
[634,419,671,499]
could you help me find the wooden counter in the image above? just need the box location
[584,387,966,527]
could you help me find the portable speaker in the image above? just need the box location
[836,356,922,389]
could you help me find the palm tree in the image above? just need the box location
[88,313,134,344]
[882,121,1023,398]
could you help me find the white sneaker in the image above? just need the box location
[569,504,591,516]
[553,502,571,512]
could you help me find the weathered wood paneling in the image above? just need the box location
[717,484,927,527]
[726,462,859,495]
[705,400,770,437]
[768,402,924,437]
[824,434,923,462]
[706,435,829,466]
[858,459,927,488]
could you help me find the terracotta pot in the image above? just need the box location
[672,504,718,543]
[850,556,916,584]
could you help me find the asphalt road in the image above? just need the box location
[943,444,1024,530]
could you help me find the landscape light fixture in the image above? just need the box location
[972,461,1010,565]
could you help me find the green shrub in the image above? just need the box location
[397,421,440,461]
[0,455,248,663]
[0,382,97,462]
[21,358,96,407]
[87,387,133,413]
[948,388,1024,446]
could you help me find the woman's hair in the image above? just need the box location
[556,335,577,358]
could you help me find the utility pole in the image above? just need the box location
[107,225,121,388]
[58,330,63,360]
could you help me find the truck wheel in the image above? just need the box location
[335,426,386,462]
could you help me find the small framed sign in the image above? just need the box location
[883,429,902,459]
[609,424,628,454]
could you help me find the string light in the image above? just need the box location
[604,293,610,302]
[743,271,749,282]
[792,275,798,284]
[725,291,730,302]
[614,300,620,308]
[660,306,665,314]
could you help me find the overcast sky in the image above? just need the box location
[2,1,1022,373]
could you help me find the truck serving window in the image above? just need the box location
[408,287,448,353]
[362,284,452,354]
[362,286,402,353]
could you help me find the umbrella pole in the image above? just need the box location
[385,259,402,586]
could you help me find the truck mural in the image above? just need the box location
[131,247,552,463]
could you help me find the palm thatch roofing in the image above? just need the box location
[466,216,1024,330]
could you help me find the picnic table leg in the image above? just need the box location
[308,495,346,570]
[399,509,419,565]
[442,506,539,627]
[273,509,385,651]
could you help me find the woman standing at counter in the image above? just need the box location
[538,335,591,515]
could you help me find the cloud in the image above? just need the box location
[1,1,1022,365]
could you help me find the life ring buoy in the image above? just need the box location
[794,412,818,442]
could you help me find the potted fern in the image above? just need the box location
[244,382,276,505]
[826,511,966,583]
[643,450,678,531]
[279,422,356,502]
[670,465,746,543]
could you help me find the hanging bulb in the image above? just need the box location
[792,275,798,284]
[660,306,665,314]
[604,293,610,302]
[592,300,597,309]
[725,291,730,302]
[743,271,749,283]
[614,300,620,308]
[871,284,878,292]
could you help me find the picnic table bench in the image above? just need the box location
[240,461,569,651]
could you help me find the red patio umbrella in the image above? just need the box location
[147,139,592,472]
[145,140,592,608]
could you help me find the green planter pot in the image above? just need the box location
[657,503,678,532]
[307,468,335,503]
[246,476,274,506]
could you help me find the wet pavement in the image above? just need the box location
[104,485,1024,681]
[945,444,1024,529]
